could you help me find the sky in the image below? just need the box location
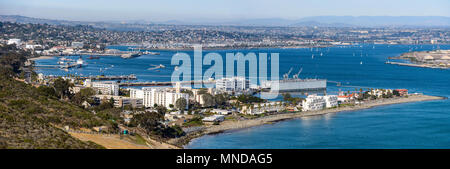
[0,0,449,22]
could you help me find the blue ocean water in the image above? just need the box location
[35,44,450,148]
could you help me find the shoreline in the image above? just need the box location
[111,45,331,52]
[386,61,449,69]
[170,94,446,148]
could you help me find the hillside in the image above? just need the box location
[0,46,111,149]
[1,15,449,28]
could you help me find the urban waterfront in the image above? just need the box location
[34,44,450,148]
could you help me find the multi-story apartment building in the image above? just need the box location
[90,81,119,96]
[215,77,249,93]
[302,95,338,111]
[130,87,189,109]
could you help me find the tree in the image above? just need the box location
[237,94,264,104]
[53,77,73,100]
[119,88,130,97]
[156,105,167,116]
[182,89,193,98]
[282,93,292,101]
[202,93,216,107]
[215,94,226,106]
[0,52,27,74]
[95,97,114,111]
[72,88,96,105]
[175,98,187,111]
[129,112,164,134]
[198,88,208,95]
[37,85,57,98]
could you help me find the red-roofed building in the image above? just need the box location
[338,93,355,103]
[394,89,408,96]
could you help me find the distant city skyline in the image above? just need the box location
[0,0,449,22]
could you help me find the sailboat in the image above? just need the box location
[360,61,363,65]
[312,54,314,59]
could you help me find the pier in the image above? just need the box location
[119,80,215,87]
[35,64,80,69]
[79,74,137,81]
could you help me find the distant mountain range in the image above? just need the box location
[1,15,449,28]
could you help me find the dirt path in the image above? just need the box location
[69,132,151,149]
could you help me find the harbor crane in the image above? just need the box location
[283,67,293,79]
[293,68,303,79]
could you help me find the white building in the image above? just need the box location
[83,79,92,87]
[25,44,42,50]
[369,89,393,98]
[92,81,119,96]
[7,39,21,46]
[211,109,232,115]
[302,95,326,111]
[71,42,84,48]
[94,95,143,108]
[241,102,283,115]
[202,115,225,122]
[302,95,339,111]
[130,88,144,99]
[323,95,338,108]
[132,87,189,109]
[215,77,249,93]
[191,88,214,105]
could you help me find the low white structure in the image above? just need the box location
[369,89,393,98]
[202,115,225,122]
[241,102,283,115]
[211,109,232,115]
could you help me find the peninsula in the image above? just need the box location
[387,50,450,69]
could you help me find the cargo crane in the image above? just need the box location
[283,67,293,79]
[293,68,303,79]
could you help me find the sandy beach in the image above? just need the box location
[171,94,446,148]
[28,55,55,60]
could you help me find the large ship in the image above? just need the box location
[261,68,327,92]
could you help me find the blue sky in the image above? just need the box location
[0,0,449,21]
